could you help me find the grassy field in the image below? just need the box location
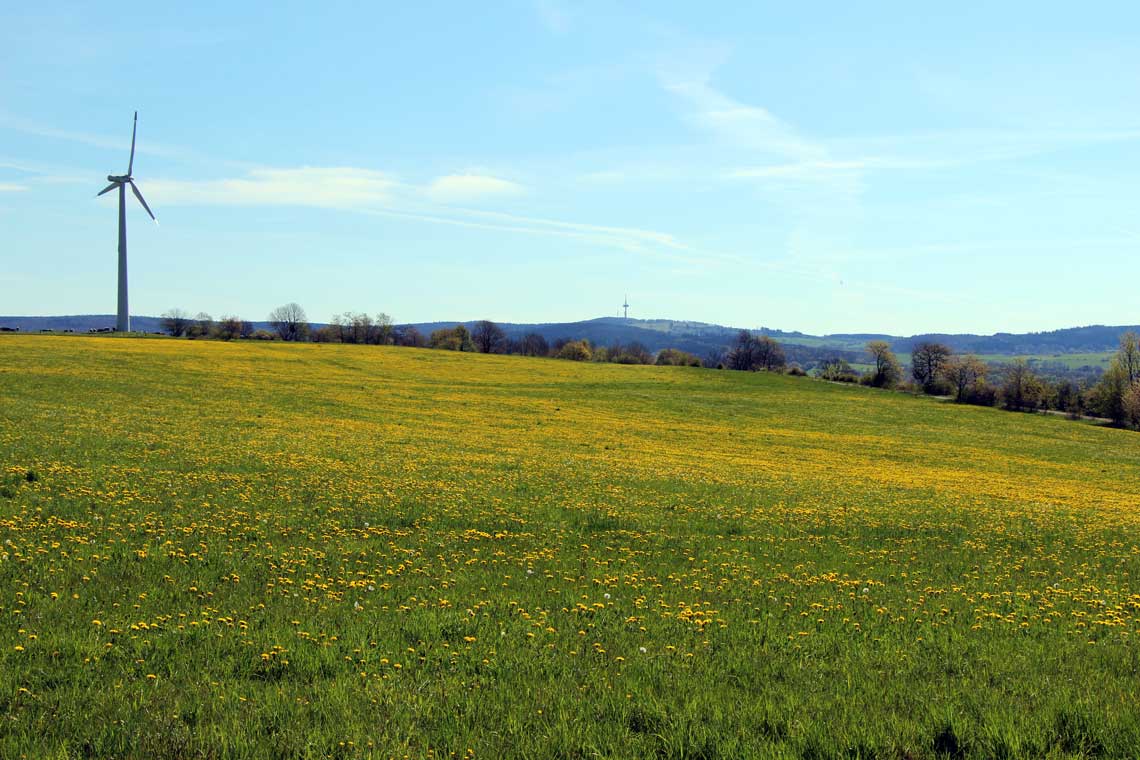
[974,352,1115,371]
[828,353,1112,377]
[3,335,1140,759]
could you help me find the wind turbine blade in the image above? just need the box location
[127,111,138,176]
[97,182,119,197]
[129,180,156,221]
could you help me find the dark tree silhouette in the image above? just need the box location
[472,320,508,354]
[268,303,309,342]
[161,308,191,337]
[728,331,786,371]
[519,332,549,357]
[911,341,952,391]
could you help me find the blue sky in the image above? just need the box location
[3,2,1139,334]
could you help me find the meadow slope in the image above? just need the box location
[2,335,1140,759]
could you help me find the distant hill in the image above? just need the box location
[893,326,1140,355]
[4,314,1138,367]
[404,317,1140,361]
[0,315,274,335]
[403,317,861,366]
[0,315,170,333]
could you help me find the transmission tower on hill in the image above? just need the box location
[623,294,630,320]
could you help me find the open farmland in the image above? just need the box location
[973,352,1115,371]
[3,335,1140,758]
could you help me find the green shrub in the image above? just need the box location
[555,340,592,361]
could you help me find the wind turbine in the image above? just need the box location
[97,111,156,333]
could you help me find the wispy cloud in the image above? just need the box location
[664,80,824,162]
[131,164,720,264]
[0,112,256,173]
[423,173,525,202]
[144,167,398,208]
[356,205,708,264]
[0,114,188,162]
[654,68,892,202]
[146,167,531,208]
[656,54,1140,194]
[0,183,28,192]
[109,157,951,305]
[0,157,92,185]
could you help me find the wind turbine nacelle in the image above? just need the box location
[107,175,128,183]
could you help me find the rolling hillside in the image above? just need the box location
[4,314,1137,368]
[2,334,1140,757]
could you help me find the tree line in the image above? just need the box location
[817,334,1140,429]
[160,305,706,367]
[161,304,1140,431]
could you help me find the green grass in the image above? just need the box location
[823,352,1112,375]
[974,352,1114,370]
[2,335,1140,759]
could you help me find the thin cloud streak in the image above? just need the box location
[130,163,960,300]
[0,157,90,185]
[356,206,705,265]
[0,114,185,161]
[138,165,716,265]
[144,167,399,208]
[23,106,975,312]
[423,174,525,202]
[654,61,1140,193]
[663,80,824,161]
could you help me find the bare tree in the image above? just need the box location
[311,325,339,343]
[519,332,549,357]
[726,331,785,371]
[330,313,351,343]
[374,313,394,345]
[866,340,901,388]
[472,320,508,354]
[911,342,952,391]
[188,312,214,339]
[703,349,726,369]
[727,330,758,370]
[755,335,786,371]
[161,308,191,337]
[329,312,374,344]
[350,313,373,344]
[940,355,986,401]
[213,315,243,341]
[394,325,426,347]
[268,303,310,342]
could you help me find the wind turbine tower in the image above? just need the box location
[97,112,157,332]
[623,294,629,320]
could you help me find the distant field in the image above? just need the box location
[975,352,1114,370]
[819,351,1113,376]
[2,335,1140,758]
[776,335,871,352]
